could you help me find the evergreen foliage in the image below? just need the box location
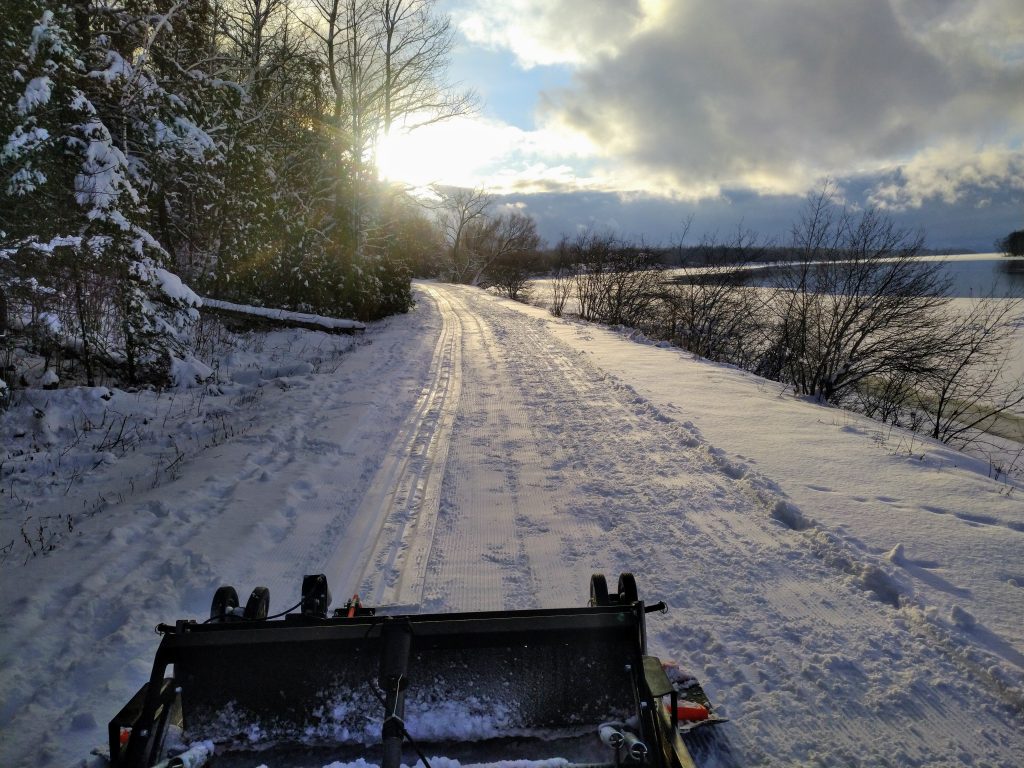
[998,229,1024,257]
[2,0,461,392]
[1,2,206,386]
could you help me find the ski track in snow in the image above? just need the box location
[350,284,462,607]
[0,282,1022,767]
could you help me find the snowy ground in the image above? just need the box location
[1,282,1022,767]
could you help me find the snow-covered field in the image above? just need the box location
[1,282,1022,767]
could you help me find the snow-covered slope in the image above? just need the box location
[1,283,1021,767]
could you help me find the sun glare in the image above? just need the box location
[375,114,603,194]
[376,118,502,189]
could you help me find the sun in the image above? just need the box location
[375,117,511,189]
[375,129,438,188]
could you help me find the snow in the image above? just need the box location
[202,297,367,331]
[90,49,132,86]
[17,76,53,114]
[68,88,95,115]
[37,311,62,334]
[3,166,48,195]
[74,120,136,214]
[1,113,53,195]
[169,355,214,388]
[1,284,1022,767]
[28,235,83,254]
[153,117,217,161]
[2,125,50,160]
[26,11,66,64]
[152,267,202,307]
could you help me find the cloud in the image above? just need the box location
[453,0,645,68]
[376,113,603,193]
[869,145,1024,209]
[436,0,1023,250]
[497,177,1022,252]
[891,0,1024,66]
[456,0,1024,200]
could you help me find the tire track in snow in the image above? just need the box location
[0,308,449,767]
[421,289,544,610]
[423,285,676,611]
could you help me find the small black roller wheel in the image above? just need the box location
[617,572,638,605]
[244,586,270,620]
[210,585,239,622]
[590,573,610,607]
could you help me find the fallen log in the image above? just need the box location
[200,298,366,335]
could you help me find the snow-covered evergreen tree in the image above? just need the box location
[2,0,432,399]
[1,2,210,385]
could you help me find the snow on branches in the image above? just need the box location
[0,2,215,388]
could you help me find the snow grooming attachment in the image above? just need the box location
[109,573,725,768]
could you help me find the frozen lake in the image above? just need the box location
[923,253,1024,298]
[670,253,1024,298]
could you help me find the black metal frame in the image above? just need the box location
[111,589,696,768]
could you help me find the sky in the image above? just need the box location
[377,0,1024,251]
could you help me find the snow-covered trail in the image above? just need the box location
[0,303,447,765]
[1,282,1021,767]
[352,285,463,607]
[416,285,1023,766]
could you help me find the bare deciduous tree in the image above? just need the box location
[660,226,768,364]
[377,0,476,135]
[564,231,664,327]
[303,0,474,245]
[664,265,762,364]
[916,298,1024,445]
[436,186,492,281]
[467,213,542,298]
[548,237,576,317]
[303,0,380,223]
[763,185,948,403]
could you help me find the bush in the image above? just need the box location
[563,232,664,326]
[661,265,762,365]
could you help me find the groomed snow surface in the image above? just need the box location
[1,282,1022,767]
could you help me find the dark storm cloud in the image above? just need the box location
[449,0,1023,248]
[499,180,1023,253]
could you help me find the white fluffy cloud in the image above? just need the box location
[376,113,603,193]
[869,145,1024,210]
[453,0,647,68]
